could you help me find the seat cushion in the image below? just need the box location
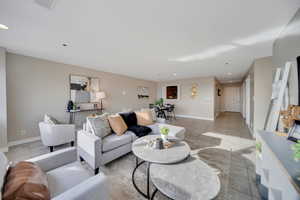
[146,123,159,134]
[119,112,137,127]
[102,132,133,152]
[47,162,92,198]
[128,125,152,137]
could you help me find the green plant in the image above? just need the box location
[292,140,300,162]
[155,98,164,106]
[160,127,170,135]
[256,142,262,154]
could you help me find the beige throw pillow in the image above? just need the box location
[141,108,157,121]
[135,111,154,126]
[107,115,128,136]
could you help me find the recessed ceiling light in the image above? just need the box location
[227,72,232,75]
[0,24,8,30]
[173,73,177,76]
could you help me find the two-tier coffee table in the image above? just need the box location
[132,135,191,199]
[150,156,221,200]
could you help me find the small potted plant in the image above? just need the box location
[292,140,300,162]
[160,126,169,141]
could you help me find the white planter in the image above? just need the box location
[161,134,168,141]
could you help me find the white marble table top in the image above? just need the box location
[132,135,190,164]
[150,156,221,200]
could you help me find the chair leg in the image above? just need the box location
[71,141,74,146]
[94,168,99,175]
[49,146,54,152]
[79,156,84,162]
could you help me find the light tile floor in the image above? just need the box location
[5,112,260,200]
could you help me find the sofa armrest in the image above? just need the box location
[156,117,166,123]
[52,173,109,200]
[27,147,77,172]
[77,130,101,170]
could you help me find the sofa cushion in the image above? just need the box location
[102,132,133,152]
[3,161,50,200]
[107,114,128,136]
[47,162,92,198]
[146,123,159,134]
[135,111,154,126]
[128,125,152,138]
[141,108,157,121]
[119,112,137,127]
[0,153,9,198]
[87,113,112,138]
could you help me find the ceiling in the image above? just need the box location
[0,0,299,83]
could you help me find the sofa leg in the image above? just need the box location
[94,168,99,175]
[49,146,54,152]
[71,141,74,146]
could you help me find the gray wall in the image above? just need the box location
[253,57,275,131]
[0,48,7,150]
[273,8,300,105]
[6,53,157,143]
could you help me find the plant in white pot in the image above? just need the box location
[160,126,170,141]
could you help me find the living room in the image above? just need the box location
[1,1,300,200]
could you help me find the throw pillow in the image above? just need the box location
[87,113,112,138]
[141,108,157,121]
[135,110,154,126]
[128,125,152,137]
[107,114,128,136]
[44,114,59,125]
[119,112,137,127]
[3,161,50,200]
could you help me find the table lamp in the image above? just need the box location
[96,91,106,111]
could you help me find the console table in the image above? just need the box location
[67,109,102,124]
[256,130,300,200]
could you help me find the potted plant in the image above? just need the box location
[292,140,300,162]
[160,126,169,141]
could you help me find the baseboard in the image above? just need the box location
[8,136,41,147]
[175,114,214,121]
[0,147,8,152]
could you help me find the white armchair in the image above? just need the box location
[0,147,109,200]
[39,122,75,152]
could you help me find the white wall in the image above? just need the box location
[6,53,157,143]
[0,48,7,151]
[157,77,215,121]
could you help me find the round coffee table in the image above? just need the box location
[132,135,191,199]
[150,156,221,200]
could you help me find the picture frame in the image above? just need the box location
[288,120,300,142]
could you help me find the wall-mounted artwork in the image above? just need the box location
[191,83,198,98]
[162,85,180,100]
[137,86,149,99]
[70,75,100,103]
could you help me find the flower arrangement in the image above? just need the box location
[160,126,170,141]
[292,140,300,162]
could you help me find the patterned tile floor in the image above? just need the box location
[5,112,260,200]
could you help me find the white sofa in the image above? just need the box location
[39,122,75,152]
[0,147,109,200]
[77,118,185,174]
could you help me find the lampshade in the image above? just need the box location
[96,91,106,100]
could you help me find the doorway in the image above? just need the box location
[223,86,241,112]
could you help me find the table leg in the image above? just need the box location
[151,188,158,200]
[147,162,150,199]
